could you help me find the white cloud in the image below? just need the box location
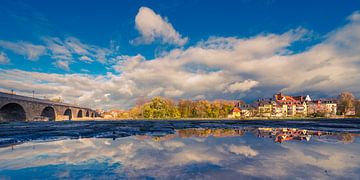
[1,12,360,109]
[0,40,46,60]
[112,54,145,72]
[132,7,188,46]
[41,36,116,69]
[64,37,90,55]
[225,80,259,93]
[164,89,184,97]
[0,52,10,64]
[79,55,93,62]
[53,60,70,71]
[43,37,73,61]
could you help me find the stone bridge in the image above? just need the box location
[0,92,98,122]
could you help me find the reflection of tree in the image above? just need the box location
[338,133,354,144]
[136,127,358,144]
[178,128,245,138]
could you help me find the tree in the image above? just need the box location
[178,99,194,118]
[355,100,360,117]
[218,100,235,118]
[139,97,180,119]
[338,92,356,114]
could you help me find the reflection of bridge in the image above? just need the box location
[0,92,98,121]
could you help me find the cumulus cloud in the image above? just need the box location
[0,40,46,60]
[112,54,145,72]
[0,52,10,64]
[225,80,259,93]
[1,11,360,109]
[132,7,188,46]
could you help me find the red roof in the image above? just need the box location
[232,107,241,113]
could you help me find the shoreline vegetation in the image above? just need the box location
[97,91,360,120]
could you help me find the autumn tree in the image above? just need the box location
[355,100,360,117]
[178,99,194,118]
[218,100,235,118]
[128,96,238,119]
[141,97,180,119]
[338,92,356,114]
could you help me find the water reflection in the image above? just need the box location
[0,127,359,179]
[140,128,359,144]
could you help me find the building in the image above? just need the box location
[253,93,310,117]
[308,99,337,117]
[273,93,309,117]
[239,104,256,117]
[228,107,241,118]
[256,99,274,117]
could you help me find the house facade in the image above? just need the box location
[228,93,339,118]
[307,99,337,117]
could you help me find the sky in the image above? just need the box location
[0,0,360,109]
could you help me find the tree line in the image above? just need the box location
[112,91,360,119]
[127,97,237,119]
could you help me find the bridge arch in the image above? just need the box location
[41,106,56,121]
[77,110,83,118]
[86,111,90,117]
[64,108,72,120]
[0,103,26,121]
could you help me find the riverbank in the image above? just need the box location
[94,116,360,121]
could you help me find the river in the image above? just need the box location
[0,119,359,179]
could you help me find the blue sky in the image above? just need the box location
[1,0,360,109]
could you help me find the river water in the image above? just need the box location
[0,119,359,179]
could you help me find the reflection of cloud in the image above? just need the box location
[278,144,360,176]
[170,149,222,165]
[163,141,185,149]
[0,134,359,179]
[227,144,258,157]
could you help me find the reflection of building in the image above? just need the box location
[254,127,323,143]
[135,127,358,145]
